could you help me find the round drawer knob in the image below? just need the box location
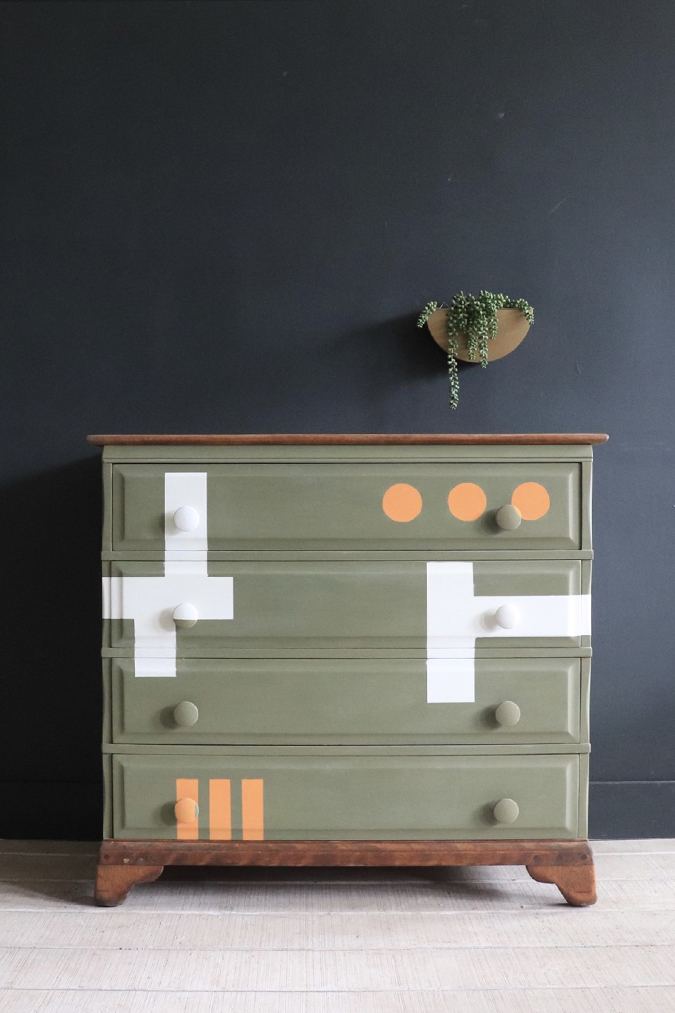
[174,797,199,823]
[495,603,521,629]
[493,798,519,824]
[495,700,521,727]
[173,701,199,727]
[495,504,522,530]
[173,603,198,628]
[173,505,200,531]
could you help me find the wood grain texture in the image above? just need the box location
[86,433,609,446]
[94,863,164,907]
[99,838,594,869]
[95,839,596,906]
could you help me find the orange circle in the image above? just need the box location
[511,482,550,520]
[382,483,423,522]
[447,482,487,521]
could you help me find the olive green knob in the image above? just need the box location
[174,797,199,823]
[173,701,199,727]
[495,701,521,727]
[493,798,519,824]
[495,504,522,530]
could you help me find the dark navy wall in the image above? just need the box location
[1,0,674,838]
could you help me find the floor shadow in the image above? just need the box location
[3,878,97,907]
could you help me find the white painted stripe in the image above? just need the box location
[426,658,475,702]
[425,561,591,704]
[164,472,208,557]
[105,473,233,677]
[427,562,476,653]
[109,575,124,623]
[101,577,110,619]
[135,646,177,658]
[427,562,590,647]
[427,647,479,659]
[427,593,592,648]
[428,594,592,650]
[164,550,211,560]
[108,574,234,678]
[134,657,177,678]
[164,559,208,575]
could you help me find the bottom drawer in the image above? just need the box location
[111,752,581,841]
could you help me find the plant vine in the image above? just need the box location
[418,291,534,409]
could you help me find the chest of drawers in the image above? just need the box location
[90,433,606,906]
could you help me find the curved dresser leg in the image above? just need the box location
[95,864,164,906]
[526,860,597,906]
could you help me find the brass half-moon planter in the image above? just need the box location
[427,307,530,362]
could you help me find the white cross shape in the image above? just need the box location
[105,573,234,677]
[102,471,234,676]
[426,562,590,703]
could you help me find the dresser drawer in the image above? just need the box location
[110,462,583,552]
[111,752,580,840]
[106,558,590,655]
[108,657,583,745]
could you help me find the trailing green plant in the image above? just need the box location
[417,291,534,409]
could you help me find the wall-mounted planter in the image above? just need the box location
[426,307,530,361]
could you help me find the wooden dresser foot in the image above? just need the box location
[526,860,597,906]
[95,863,164,906]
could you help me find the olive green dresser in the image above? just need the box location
[89,433,607,906]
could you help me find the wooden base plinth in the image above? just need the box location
[94,863,164,906]
[95,839,596,907]
[526,862,597,906]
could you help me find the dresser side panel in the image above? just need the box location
[102,753,113,839]
[578,752,590,839]
[102,461,113,552]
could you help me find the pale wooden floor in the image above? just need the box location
[0,840,673,1011]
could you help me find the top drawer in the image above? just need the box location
[110,463,583,552]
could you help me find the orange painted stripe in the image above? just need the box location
[175,778,199,840]
[209,779,232,840]
[241,779,264,841]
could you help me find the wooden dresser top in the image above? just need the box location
[87,434,609,446]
